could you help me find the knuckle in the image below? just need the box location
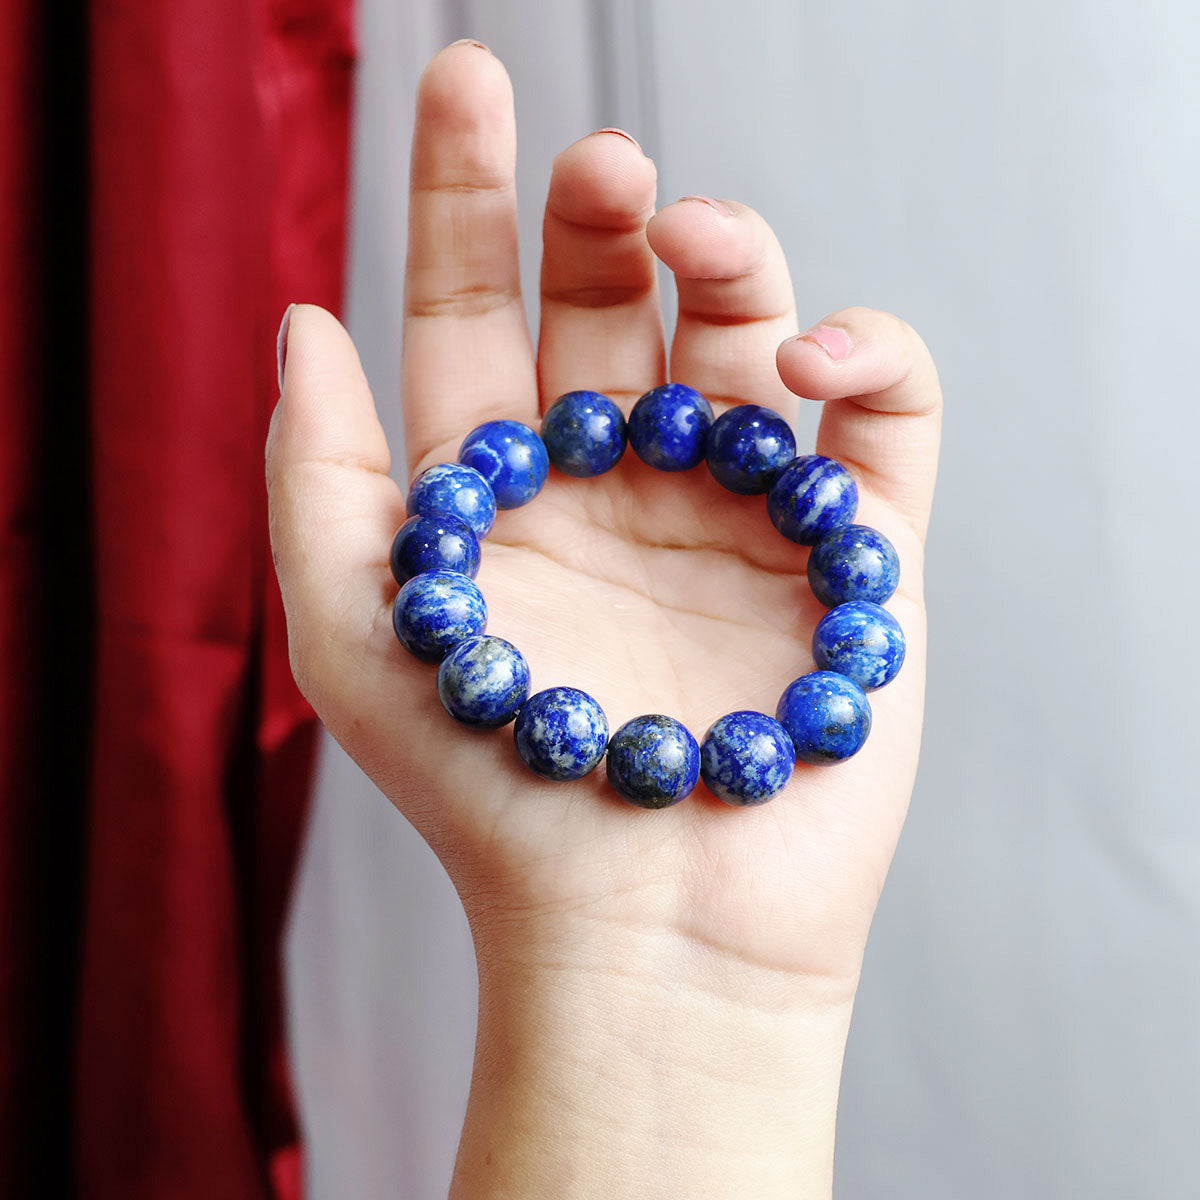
[541,281,653,310]
[833,306,937,374]
[405,281,519,320]
[411,177,511,198]
[883,309,928,356]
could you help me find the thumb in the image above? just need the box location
[266,303,404,708]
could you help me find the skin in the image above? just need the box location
[267,40,942,1200]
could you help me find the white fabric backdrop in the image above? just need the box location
[286,2,1200,1196]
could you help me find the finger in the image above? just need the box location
[645,197,798,415]
[538,129,664,409]
[266,304,403,704]
[402,41,537,477]
[775,307,942,540]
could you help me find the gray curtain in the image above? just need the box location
[286,2,1200,1196]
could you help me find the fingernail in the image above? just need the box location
[797,324,853,362]
[277,304,294,393]
[679,194,733,217]
[592,127,642,152]
[449,37,491,52]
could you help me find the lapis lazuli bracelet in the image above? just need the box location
[390,384,904,809]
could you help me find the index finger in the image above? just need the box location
[402,41,539,477]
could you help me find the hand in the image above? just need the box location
[267,40,941,1199]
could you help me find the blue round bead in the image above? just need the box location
[389,512,480,585]
[775,671,871,764]
[767,455,858,545]
[704,404,796,494]
[698,711,795,806]
[627,383,713,471]
[605,714,700,808]
[811,601,906,691]
[541,390,627,477]
[392,568,487,663]
[807,524,900,608]
[437,635,530,728]
[513,687,609,781]
[406,462,497,539]
[458,420,549,509]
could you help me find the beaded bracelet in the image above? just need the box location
[390,384,904,809]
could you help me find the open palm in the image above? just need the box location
[267,42,942,998]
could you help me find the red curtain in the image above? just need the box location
[0,0,75,1192]
[0,1,356,1195]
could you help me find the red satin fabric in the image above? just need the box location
[0,1,355,1195]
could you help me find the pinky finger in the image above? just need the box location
[775,307,942,541]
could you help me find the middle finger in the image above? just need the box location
[538,130,665,412]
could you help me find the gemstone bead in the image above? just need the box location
[458,419,549,509]
[437,635,530,728]
[406,462,497,539]
[698,711,795,806]
[389,513,480,585]
[605,714,700,808]
[704,404,796,494]
[811,601,905,691]
[627,383,713,471]
[775,671,871,764]
[807,524,900,607]
[767,455,858,545]
[541,390,627,477]
[514,687,609,781]
[392,568,487,663]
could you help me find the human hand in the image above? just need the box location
[267,40,941,1198]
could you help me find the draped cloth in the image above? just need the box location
[0,2,355,1195]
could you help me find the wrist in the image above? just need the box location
[451,912,855,1200]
